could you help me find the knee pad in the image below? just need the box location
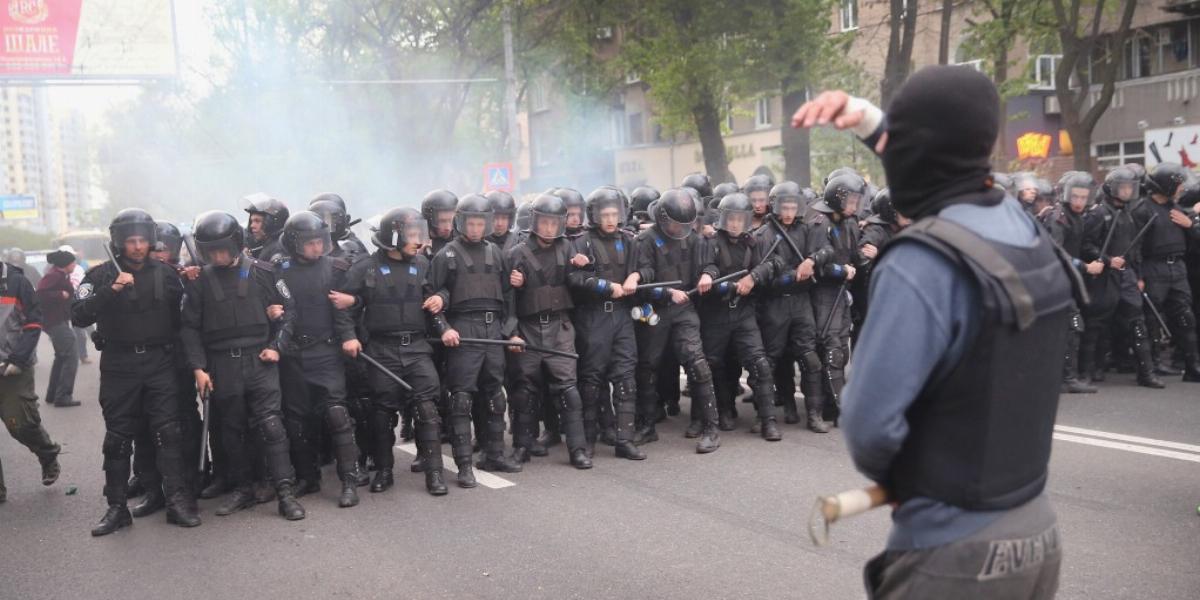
[325,405,353,433]
[487,392,507,416]
[1132,319,1150,341]
[257,415,288,445]
[414,398,440,423]
[825,347,847,370]
[1178,311,1196,331]
[1070,311,1084,333]
[749,357,773,382]
[450,392,473,417]
[684,359,712,384]
[102,431,133,460]
[152,421,183,449]
[800,350,823,374]
[613,378,636,403]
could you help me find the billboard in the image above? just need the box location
[0,0,177,79]
[0,194,38,220]
[1144,125,1200,169]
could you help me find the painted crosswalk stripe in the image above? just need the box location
[1052,433,1200,464]
[394,443,516,489]
[1054,425,1200,454]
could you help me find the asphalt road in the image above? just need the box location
[2,337,1198,600]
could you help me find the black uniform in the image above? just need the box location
[179,256,299,500]
[506,236,589,466]
[1132,197,1200,378]
[429,236,522,474]
[570,227,644,458]
[852,219,897,334]
[807,209,862,422]
[698,231,780,436]
[342,250,449,492]
[1079,199,1159,386]
[249,233,286,264]
[72,258,193,522]
[275,255,360,492]
[1041,203,1095,392]
[632,225,722,452]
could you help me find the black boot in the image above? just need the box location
[130,486,165,518]
[696,425,721,454]
[477,453,523,473]
[165,492,202,528]
[91,504,132,536]
[276,482,306,521]
[511,446,531,464]
[199,475,231,500]
[802,378,830,433]
[781,397,800,425]
[807,410,831,433]
[615,440,646,460]
[425,469,448,496]
[684,418,703,438]
[717,411,736,431]
[38,451,60,486]
[1180,327,1200,382]
[570,448,593,469]
[338,474,360,508]
[215,487,257,516]
[760,418,782,441]
[1062,329,1097,393]
[456,460,477,489]
[1133,321,1166,389]
[294,478,321,497]
[478,410,522,473]
[370,469,394,493]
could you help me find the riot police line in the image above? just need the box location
[2,161,1198,537]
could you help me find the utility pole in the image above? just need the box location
[502,2,519,163]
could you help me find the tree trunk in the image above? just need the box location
[781,86,811,185]
[938,0,953,64]
[881,0,919,107]
[693,89,732,182]
[994,44,1009,165]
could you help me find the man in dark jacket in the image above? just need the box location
[36,250,80,407]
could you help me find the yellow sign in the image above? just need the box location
[1016,132,1052,160]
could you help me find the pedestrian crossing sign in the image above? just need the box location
[483,162,514,192]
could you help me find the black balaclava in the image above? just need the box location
[882,66,1004,220]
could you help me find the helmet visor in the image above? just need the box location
[455,211,494,241]
[716,208,753,236]
[290,229,333,259]
[196,238,242,265]
[532,211,567,240]
[659,211,695,240]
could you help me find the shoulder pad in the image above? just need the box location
[806,213,826,225]
[86,262,110,276]
[331,257,351,271]
[251,259,276,272]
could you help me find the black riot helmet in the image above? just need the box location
[240,193,289,237]
[553,187,585,230]
[309,192,347,213]
[109,208,157,259]
[742,174,773,196]
[715,193,754,236]
[153,220,183,262]
[1145,162,1192,201]
[1012,172,1039,204]
[815,172,867,214]
[680,172,713,201]
[769,181,804,216]
[712,182,739,204]
[516,202,533,232]
[486,190,517,217]
[192,211,245,266]
[823,167,858,187]
[1056,171,1094,207]
[629,186,660,222]
[585,186,629,228]
[655,188,698,240]
[421,189,459,239]
[1033,178,1054,205]
[866,188,897,225]
[309,199,350,241]
[373,207,429,253]
[1102,166,1139,204]
[281,211,334,261]
[454,193,494,241]
[530,193,568,241]
[1178,173,1200,207]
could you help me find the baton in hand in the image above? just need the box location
[359,351,413,391]
[686,269,750,296]
[433,337,580,360]
[809,485,890,546]
[198,391,211,472]
[634,280,682,291]
[1115,213,1158,259]
[1142,291,1173,342]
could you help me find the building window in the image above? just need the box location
[839,0,857,32]
[628,112,644,145]
[610,109,628,148]
[1033,55,1061,89]
[725,102,734,131]
[1094,140,1145,171]
[532,124,550,167]
[756,97,772,128]
[529,80,548,113]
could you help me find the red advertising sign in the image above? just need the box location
[0,0,84,75]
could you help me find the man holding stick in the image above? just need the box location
[793,66,1080,598]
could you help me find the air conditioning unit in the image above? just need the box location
[595,26,613,40]
[1044,95,1061,115]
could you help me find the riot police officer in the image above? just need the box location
[309,194,370,261]
[571,187,645,460]
[487,190,519,252]
[553,188,587,238]
[632,188,721,453]
[1043,172,1101,393]
[72,209,200,534]
[1080,167,1163,388]
[429,194,523,485]
[742,174,773,230]
[506,194,591,468]
[698,193,782,441]
[808,172,865,426]
[275,212,362,508]
[422,189,460,258]
[180,211,306,520]
[629,186,660,231]
[342,208,450,496]
[242,193,290,263]
[1135,163,1200,382]
[754,182,821,430]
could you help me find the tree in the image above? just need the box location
[880,0,919,107]
[938,0,953,64]
[1050,0,1138,171]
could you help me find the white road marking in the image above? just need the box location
[394,444,516,489]
[1054,425,1200,454]
[1053,433,1200,464]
